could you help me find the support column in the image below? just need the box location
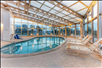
[99,1,102,38]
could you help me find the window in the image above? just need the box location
[34,23,37,36]
[85,17,87,23]
[47,26,51,35]
[55,27,57,35]
[51,27,54,35]
[62,26,65,36]
[28,21,34,36]
[22,19,28,36]
[85,24,87,36]
[93,2,97,17]
[15,18,21,36]
[93,19,97,42]
[71,28,75,36]
[67,26,70,36]
[60,27,63,35]
[42,25,46,35]
[38,24,43,35]
[88,16,91,21]
[88,22,92,34]
[76,24,80,37]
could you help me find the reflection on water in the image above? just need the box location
[1,37,65,54]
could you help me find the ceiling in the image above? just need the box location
[1,1,92,26]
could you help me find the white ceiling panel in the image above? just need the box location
[57,13,65,17]
[63,16,71,19]
[28,10,36,14]
[31,1,41,8]
[61,1,77,7]
[70,2,85,11]
[41,5,51,11]
[38,1,44,3]
[49,9,58,14]
[49,18,55,20]
[69,14,76,18]
[53,6,61,10]
[62,10,70,15]
[78,8,88,15]
[36,13,43,16]
[44,1,54,8]
[43,15,49,18]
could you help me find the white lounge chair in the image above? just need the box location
[65,38,102,60]
[68,36,92,46]
[68,35,89,43]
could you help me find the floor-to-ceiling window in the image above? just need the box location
[60,27,63,35]
[51,27,53,35]
[93,2,97,17]
[93,19,97,42]
[22,19,28,36]
[76,24,80,37]
[34,23,37,36]
[28,21,34,36]
[71,25,75,36]
[88,22,92,34]
[47,26,50,35]
[42,25,46,35]
[15,18,21,36]
[66,26,70,36]
[38,24,43,35]
[85,24,87,36]
[62,26,65,36]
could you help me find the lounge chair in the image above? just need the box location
[68,35,89,43]
[68,36,92,46]
[65,38,102,60]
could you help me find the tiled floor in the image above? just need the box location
[1,37,102,68]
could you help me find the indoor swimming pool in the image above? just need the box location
[1,37,65,54]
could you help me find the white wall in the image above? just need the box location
[1,8,14,41]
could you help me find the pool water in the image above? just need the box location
[1,37,65,54]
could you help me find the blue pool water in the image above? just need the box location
[1,37,65,54]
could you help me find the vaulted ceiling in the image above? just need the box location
[1,1,93,26]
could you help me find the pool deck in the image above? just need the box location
[1,36,102,68]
